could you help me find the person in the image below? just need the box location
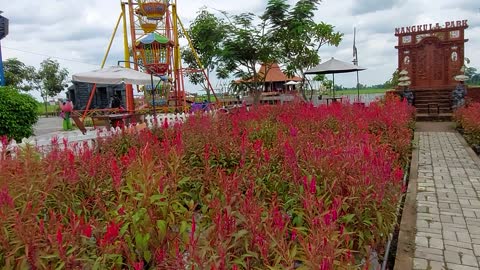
[403,88,414,106]
[59,100,74,131]
[452,76,468,110]
[398,80,414,106]
[110,94,122,109]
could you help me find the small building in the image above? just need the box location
[258,63,302,92]
[235,63,303,93]
[67,82,126,110]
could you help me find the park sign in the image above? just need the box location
[394,19,468,90]
[395,20,468,35]
[0,13,8,40]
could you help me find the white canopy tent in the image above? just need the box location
[285,80,301,85]
[72,66,164,119]
[72,66,162,85]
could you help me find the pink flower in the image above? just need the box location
[133,261,144,270]
[291,229,297,241]
[110,160,122,190]
[56,227,63,245]
[0,187,14,208]
[100,221,121,246]
[82,224,92,238]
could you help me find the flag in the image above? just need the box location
[353,27,358,66]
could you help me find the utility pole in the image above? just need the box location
[0,11,9,86]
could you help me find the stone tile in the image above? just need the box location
[413,257,428,269]
[416,236,429,247]
[461,254,479,267]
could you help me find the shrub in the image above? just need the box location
[454,103,480,146]
[0,86,39,141]
[0,99,414,269]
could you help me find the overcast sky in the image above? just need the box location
[1,0,479,95]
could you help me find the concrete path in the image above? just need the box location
[412,125,480,270]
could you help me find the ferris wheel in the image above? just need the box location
[102,0,217,113]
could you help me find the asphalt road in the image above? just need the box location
[33,116,63,137]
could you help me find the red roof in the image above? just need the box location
[235,63,302,83]
[258,63,302,82]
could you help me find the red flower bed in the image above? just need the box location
[0,97,414,269]
[454,103,480,148]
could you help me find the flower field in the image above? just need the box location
[0,97,414,269]
[454,103,480,152]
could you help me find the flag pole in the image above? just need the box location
[353,27,360,101]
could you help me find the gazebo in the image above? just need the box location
[235,63,302,93]
[258,63,302,92]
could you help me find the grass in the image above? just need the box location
[333,88,389,95]
[37,103,59,115]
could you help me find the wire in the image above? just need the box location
[2,46,100,66]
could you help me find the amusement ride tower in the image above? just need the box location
[122,0,185,112]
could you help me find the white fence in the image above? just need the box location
[0,111,215,155]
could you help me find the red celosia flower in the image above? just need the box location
[133,261,144,270]
[82,224,92,238]
[0,187,14,208]
[291,229,297,241]
[110,160,122,190]
[56,227,63,245]
[100,221,121,246]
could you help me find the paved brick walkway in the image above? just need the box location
[414,132,480,270]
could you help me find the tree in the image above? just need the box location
[0,86,39,141]
[182,9,227,102]
[215,12,282,104]
[262,0,343,100]
[384,69,400,89]
[37,59,69,114]
[3,58,37,91]
[464,66,480,85]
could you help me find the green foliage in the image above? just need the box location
[0,86,39,140]
[181,9,227,101]
[216,12,282,103]
[465,66,480,85]
[262,0,343,99]
[383,69,400,89]
[38,58,69,99]
[3,58,37,92]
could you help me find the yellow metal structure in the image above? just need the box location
[93,0,219,114]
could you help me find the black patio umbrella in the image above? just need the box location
[305,57,366,99]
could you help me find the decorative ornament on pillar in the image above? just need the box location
[0,11,9,86]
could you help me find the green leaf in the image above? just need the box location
[341,214,356,223]
[149,194,163,203]
[55,261,65,270]
[120,222,130,236]
[144,250,152,263]
[180,220,188,235]
[157,220,167,237]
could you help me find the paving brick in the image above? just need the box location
[446,263,480,270]
[445,250,462,264]
[456,232,472,243]
[429,260,446,270]
[461,254,479,267]
[443,230,457,241]
[473,244,480,256]
[416,236,429,247]
[444,244,474,255]
[413,257,428,269]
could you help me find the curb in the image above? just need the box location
[394,133,419,270]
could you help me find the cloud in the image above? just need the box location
[351,0,401,15]
[1,0,479,92]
